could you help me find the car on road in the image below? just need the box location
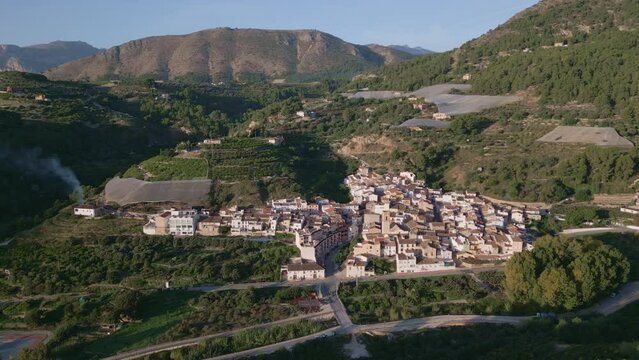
[610,292,617,298]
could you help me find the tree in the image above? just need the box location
[540,179,570,203]
[565,207,598,226]
[504,236,629,311]
[448,115,492,136]
[112,290,142,320]
[574,188,593,202]
[16,344,52,360]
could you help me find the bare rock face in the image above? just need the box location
[45,29,413,82]
[0,41,101,73]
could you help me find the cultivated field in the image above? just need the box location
[344,83,520,115]
[105,177,211,205]
[537,126,634,147]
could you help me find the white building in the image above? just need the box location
[281,261,325,281]
[73,205,102,218]
[168,209,199,236]
[396,253,451,273]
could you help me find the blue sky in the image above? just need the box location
[1,0,538,51]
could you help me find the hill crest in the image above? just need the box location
[45,28,413,82]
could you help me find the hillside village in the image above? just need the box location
[87,168,545,281]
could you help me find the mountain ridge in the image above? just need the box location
[387,45,435,56]
[0,41,102,73]
[45,28,414,82]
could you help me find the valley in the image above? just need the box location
[3,0,639,359]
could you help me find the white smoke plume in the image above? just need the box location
[0,145,84,203]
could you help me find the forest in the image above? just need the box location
[505,236,630,311]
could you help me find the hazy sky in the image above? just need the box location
[1,0,538,52]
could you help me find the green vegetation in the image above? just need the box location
[151,319,337,359]
[340,276,503,324]
[122,155,208,181]
[365,301,639,359]
[267,300,639,360]
[473,29,639,121]
[505,236,630,311]
[348,53,453,91]
[334,239,359,266]
[0,235,298,296]
[160,287,315,341]
[55,287,315,359]
[367,258,395,275]
[206,134,356,207]
[458,126,639,202]
[204,138,289,181]
[594,233,639,281]
[0,72,179,239]
[258,336,350,360]
[3,286,317,359]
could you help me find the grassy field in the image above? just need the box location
[123,155,208,181]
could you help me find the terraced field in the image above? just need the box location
[16,208,143,242]
[123,155,208,181]
[204,139,287,182]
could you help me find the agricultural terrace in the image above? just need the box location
[203,138,289,182]
[123,155,208,181]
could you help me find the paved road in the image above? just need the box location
[102,310,333,360]
[189,265,505,293]
[356,314,531,333]
[205,280,639,360]
[560,225,639,237]
[577,281,639,316]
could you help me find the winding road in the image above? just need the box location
[100,230,639,360]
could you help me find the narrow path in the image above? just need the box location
[101,310,333,360]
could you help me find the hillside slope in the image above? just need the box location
[0,41,101,73]
[45,28,413,82]
[351,0,639,119]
